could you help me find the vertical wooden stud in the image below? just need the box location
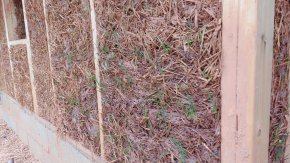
[22,0,39,114]
[89,0,105,158]
[221,0,275,162]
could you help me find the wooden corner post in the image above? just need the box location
[221,0,275,162]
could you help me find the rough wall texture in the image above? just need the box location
[269,0,290,162]
[10,45,33,111]
[1,0,288,162]
[0,46,14,98]
[0,1,15,97]
[25,0,55,120]
[0,55,6,91]
[0,5,6,91]
[95,0,221,162]
[45,0,100,153]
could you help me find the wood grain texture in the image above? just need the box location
[22,0,38,114]
[89,0,104,158]
[221,0,275,162]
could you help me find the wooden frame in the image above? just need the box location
[221,0,275,162]
[1,0,38,114]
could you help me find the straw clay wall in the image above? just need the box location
[95,0,221,162]
[0,1,15,98]
[0,0,289,162]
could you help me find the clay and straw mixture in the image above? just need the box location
[95,0,222,162]
[10,45,33,111]
[25,0,55,121]
[46,0,100,154]
[269,0,290,162]
[0,2,15,98]
[0,0,289,162]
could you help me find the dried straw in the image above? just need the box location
[269,0,290,162]
[2,0,289,161]
[95,0,221,162]
[46,0,100,154]
[10,45,33,111]
[25,0,55,121]
[0,2,15,97]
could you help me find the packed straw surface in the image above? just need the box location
[0,57,6,90]
[95,0,221,162]
[0,2,14,97]
[46,0,100,153]
[2,0,289,162]
[269,0,290,162]
[0,45,13,98]
[0,4,6,91]
[10,45,33,111]
[25,0,55,120]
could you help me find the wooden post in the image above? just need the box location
[89,0,105,158]
[22,0,39,114]
[221,0,275,162]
